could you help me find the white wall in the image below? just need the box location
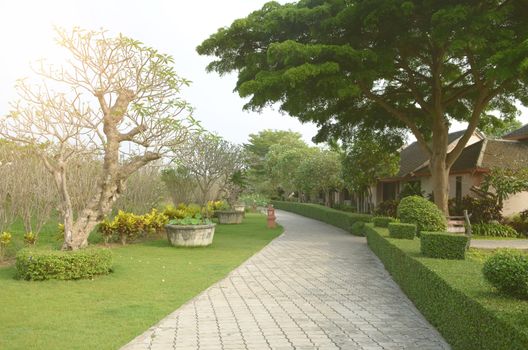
[503,192,528,217]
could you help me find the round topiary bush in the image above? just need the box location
[16,247,113,281]
[397,195,447,233]
[483,250,528,299]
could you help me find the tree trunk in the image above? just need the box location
[430,121,450,215]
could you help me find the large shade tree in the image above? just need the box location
[1,28,194,250]
[198,0,528,214]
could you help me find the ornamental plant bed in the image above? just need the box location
[165,223,216,247]
[216,210,244,224]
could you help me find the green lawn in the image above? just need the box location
[0,213,283,350]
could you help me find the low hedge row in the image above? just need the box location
[388,222,416,239]
[365,225,528,350]
[271,201,371,235]
[420,232,468,260]
[16,248,113,281]
[373,216,396,228]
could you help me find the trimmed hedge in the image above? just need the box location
[397,196,447,233]
[350,221,366,236]
[483,250,528,299]
[365,225,528,350]
[271,201,371,235]
[373,216,396,228]
[420,232,468,260]
[388,222,416,239]
[16,248,113,281]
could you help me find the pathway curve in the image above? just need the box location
[122,210,450,350]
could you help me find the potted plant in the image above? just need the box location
[213,202,244,224]
[165,212,216,247]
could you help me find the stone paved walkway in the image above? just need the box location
[122,210,450,350]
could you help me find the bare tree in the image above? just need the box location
[173,134,246,205]
[161,166,199,205]
[0,142,18,233]
[115,163,166,214]
[0,28,195,250]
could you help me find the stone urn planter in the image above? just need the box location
[165,223,216,247]
[216,210,244,224]
[233,204,246,217]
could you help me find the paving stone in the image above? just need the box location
[121,211,450,350]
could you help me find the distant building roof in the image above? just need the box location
[503,124,528,140]
[413,139,528,175]
[397,129,472,177]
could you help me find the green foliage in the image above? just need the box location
[399,182,424,198]
[0,232,12,260]
[397,196,447,233]
[15,248,113,281]
[99,209,168,245]
[483,250,528,299]
[294,149,343,197]
[168,212,212,226]
[482,168,528,206]
[340,127,402,193]
[479,115,523,139]
[420,232,468,260]
[331,203,357,213]
[388,222,416,239]
[506,210,528,237]
[23,232,37,246]
[454,195,503,223]
[374,199,399,218]
[239,193,269,208]
[365,225,528,350]
[473,222,519,238]
[271,201,371,234]
[350,221,366,237]
[373,216,396,228]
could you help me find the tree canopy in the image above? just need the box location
[198,0,528,213]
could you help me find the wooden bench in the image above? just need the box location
[447,210,472,249]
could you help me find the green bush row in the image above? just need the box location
[271,201,371,235]
[16,248,113,281]
[388,222,416,239]
[373,216,396,228]
[365,225,528,350]
[420,232,468,260]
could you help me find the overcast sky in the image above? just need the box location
[0,0,319,145]
[0,1,526,147]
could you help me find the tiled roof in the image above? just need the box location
[397,130,467,177]
[413,139,528,175]
[503,124,528,140]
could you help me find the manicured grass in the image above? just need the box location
[0,213,282,350]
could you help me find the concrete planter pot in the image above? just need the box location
[216,210,244,224]
[233,204,246,217]
[165,223,216,247]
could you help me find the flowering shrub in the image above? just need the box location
[99,209,168,245]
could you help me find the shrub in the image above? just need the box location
[350,221,366,236]
[23,232,37,246]
[506,210,528,237]
[456,195,502,223]
[331,203,357,212]
[374,199,399,217]
[397,196,447,233]
[0,231,12,260]
[388,222,416,239]
[99,209,168,244]
[473,222,519,238]
[365,225,528,350]
[373,216,396,228]
[483,250,528,299]
[420,232,468,260]
[16,248,113,281]
[271,201,371,233]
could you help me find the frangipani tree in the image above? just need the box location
[1,28,195,250]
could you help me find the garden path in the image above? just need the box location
[471,239,528,250]
[122,210,450,350]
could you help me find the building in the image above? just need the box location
[363,125,528,216]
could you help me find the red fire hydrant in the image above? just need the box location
[267,204,276,229]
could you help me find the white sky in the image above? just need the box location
[0,0,526,146]
[0,0,318,145]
